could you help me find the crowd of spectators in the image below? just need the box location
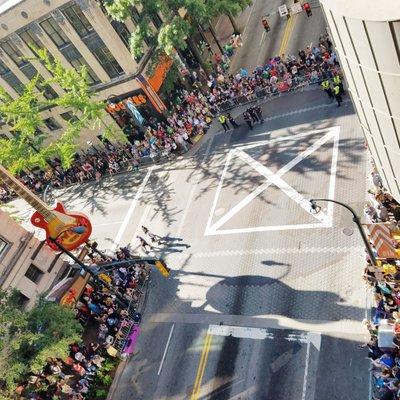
[17,246,150,400]
[0,33,341,204]
[362,167,400,400]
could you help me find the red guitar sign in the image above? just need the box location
[0,165,92,251]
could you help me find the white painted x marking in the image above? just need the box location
[205,127,340,235]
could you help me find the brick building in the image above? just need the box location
[0,209,67,307]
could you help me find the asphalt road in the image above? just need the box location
[6,89,370,400]
[228,0,327,72]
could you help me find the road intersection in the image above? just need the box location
[9,88,371,399]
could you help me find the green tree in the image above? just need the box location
[0,290,83,398]
[103,0,251,70]
[0,48,117,174]
[205,0,252,34]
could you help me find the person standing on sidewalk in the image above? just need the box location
[227,113,239,129]
[218,114,230,132]
[248,107,260,123]
[333,74,344,94]
[142,226,162,244]
[254,106,264,123]
[243,111,253,130]
[333,84,342,107]
[321,79,333,99]
[137,236,154,253]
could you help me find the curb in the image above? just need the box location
[106,358,128,400]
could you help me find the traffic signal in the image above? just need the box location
[155,259,170,277]
[261,17,270,32]
[303,2,312,17]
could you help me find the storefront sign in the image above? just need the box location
[105,94,147,115]
[136,74,167,114]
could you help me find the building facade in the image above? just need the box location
[0,0,168,148]
[319,0,400,200]
[0,209,67,307]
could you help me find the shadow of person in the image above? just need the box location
[261,260,291,267]
[162,242,190,248]
[205,275,364,321]
[161,236,184,242]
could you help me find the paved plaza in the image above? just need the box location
[12,89,371,399]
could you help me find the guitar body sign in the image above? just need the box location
[31,201,92,251]
[0,165,92,252]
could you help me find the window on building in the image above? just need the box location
[19,28,45,51]
[17,292,30,307]
[1,39,26,67]
[2,39,58,99]
[60,111,78,122]
[110,20,131,49]
[25,264,44,283]
[40,16,100,85]
[20,63,58,99]
[0,237,9,258]
[59,45,100,84]
[43,117,61,131]
[40,17,69,48]
[0,60,24,95]
[19,27,57,76]
[62,3,93,38]
[131,7,140,24]
[152,14,163,29]
[83,33,124,79]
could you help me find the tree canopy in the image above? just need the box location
[103,0,252,60]
[0,48,115,174]
[0,289,83,398]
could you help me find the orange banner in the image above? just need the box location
[365,223,398,259]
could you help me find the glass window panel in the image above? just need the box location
[20,63,58,99]
[19,28,44,50]
[62,4,93,38]
[83,33,124,78]
[25,264,43,283]
[60,111,78,122]
[59,44,100,84]
[110,20,130,49]
[44,117,61,131]
[40,17,70,48]
[2,39,26,67]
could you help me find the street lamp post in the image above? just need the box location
[310,198,377,266]
[49,233,129,307]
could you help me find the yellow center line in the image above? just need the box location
[281,14,298,56]
[278,16,293,56]
[190,333,213,400]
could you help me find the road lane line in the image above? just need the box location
[157,324,175,376]
[278,16,292,55]
[282,14,298,55]
[204,149,233,234]
[191,333,210,399]
[191,333,212,400]
[111,166,154,251]
[177,138,213,237]
[131,204,152,245]
[92,220,124,227]
[301,341,311,400]
[194,334,212,399]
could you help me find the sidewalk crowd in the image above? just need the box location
[17,245,150,400]
[362,165,400,400]
[0,33,342,204]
